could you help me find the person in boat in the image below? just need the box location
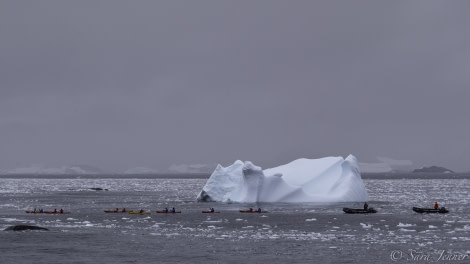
[434,202,439,209]
[33,208,37,213]
[257,208,262,213]
[249,207,253,212]
[364,202,369,210]
[139,209,144,213]
[60,208,64,214]
[39,208,43,213]
[164,207,168,213]
[122,208,126,212]
[115,208,119,212]
[171,207,176,213]
[54,208,57,213]
[210,207,214,212]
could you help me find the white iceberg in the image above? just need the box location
[197,155,369,203]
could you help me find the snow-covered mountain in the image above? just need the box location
[124,167,158,174]
[2,164,104,175]
[167,163,217,174]
[358,157,413,173]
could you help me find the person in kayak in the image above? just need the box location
[364,202,369,210]
[249,207,253,212]
[60,208,64,214]
[122,208,126,212]
[434,202,439,209]
[139,209,144,213]
[164,207,168,213]
[210,207,214,212]
[171,207,176,213]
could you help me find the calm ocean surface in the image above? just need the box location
[1,174,469,263]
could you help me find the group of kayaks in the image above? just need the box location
[104,208,182,215]
[25,209,69,214]
[102,207,267,215]
[26,206,449,215]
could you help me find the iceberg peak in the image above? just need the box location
[197,155,369,203]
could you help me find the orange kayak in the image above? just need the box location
[239,210,268,213]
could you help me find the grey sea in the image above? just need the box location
[1,173,469,264]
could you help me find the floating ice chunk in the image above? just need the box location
[399,228,416,232]
[197,155,369,203]
[397,223,416,227]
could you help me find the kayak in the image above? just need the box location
[156,211,181,214]
[104,210,128,213]
[128,211,151,215]
[239,210,268,213]
[342,208,377,214]
[25,210,70,214]
[412,207,449,214]
[202,211,220,213]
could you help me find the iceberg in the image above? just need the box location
[197,155,369,203]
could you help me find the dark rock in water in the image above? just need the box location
[413,166,454,173]
[5,225,49,231]
[90,187,108,191]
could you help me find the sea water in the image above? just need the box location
[0,175,469,263]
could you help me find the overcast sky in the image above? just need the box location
[1,1,469,172]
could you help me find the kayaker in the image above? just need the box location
[122,208,126,212]
[54,209,57,213]
[364,202,369,210]
[39,208,43,213]
[434,202,439,209]
[249,207,253,212]
[139,209,144,213]
[60,208,64,214]
[115,208,119,212]
[210,207,214,212]
[164,207,168,213]
[171,207,176,213]
[257,208,262,213]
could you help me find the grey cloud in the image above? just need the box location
[1,1,469,172]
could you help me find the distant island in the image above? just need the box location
[412,166,454,173]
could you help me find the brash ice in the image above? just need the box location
[197,155,369,203]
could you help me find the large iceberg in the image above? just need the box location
[197,155,369,203]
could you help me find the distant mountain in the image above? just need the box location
[358,157,413,173]
[167,163,217,174]
[124,167,158,174]
[3,164,105,175]
[412,166,454,173]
